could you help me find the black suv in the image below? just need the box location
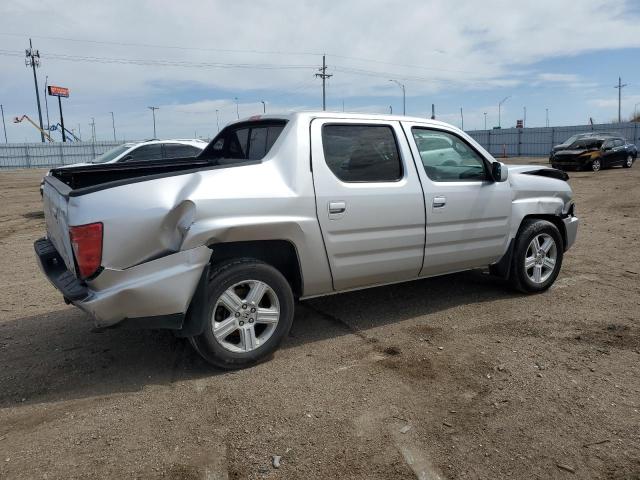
[550,134,637,172]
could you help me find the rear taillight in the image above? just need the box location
[69,222,103,279]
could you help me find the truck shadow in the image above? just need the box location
[0,270,518,408]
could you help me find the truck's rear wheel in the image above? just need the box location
[189,259,294,369]
[509,219,563,293]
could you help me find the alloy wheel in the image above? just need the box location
[524,233,558,284]
[211,280,280,353]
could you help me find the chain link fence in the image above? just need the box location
[0,141,123,169]
[467,122,640,157]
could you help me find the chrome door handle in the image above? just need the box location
[328,201,346,214]
[433,196,447,208]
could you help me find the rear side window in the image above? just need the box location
[321,124,402,182]
[126,144,163,162]
[163,144,202,159]
[201,121,286,164]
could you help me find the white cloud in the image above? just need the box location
[1,0,639,139]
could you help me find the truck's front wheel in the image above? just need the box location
[189,259,294,369]
[509,219,564,293]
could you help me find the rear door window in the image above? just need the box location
[125,144,163,162]
[321,124,402,182]
[163,144,202,159]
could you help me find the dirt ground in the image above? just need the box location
[0,159,639,480]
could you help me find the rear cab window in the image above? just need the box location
[200,120,287,165]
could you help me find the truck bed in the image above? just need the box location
[50,157,211,194]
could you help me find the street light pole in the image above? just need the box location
[545,108,549,127]
[216,109,220,132]
[389,79,406,115]
[0,104,7,143]
[234,97,239,119]
[261,100,266,114]
[483,112,487,130]
[460,107,464,130]
[523,106,527,128]
[110,112,116,141]
[148,106,159,138]
[498,96,510,128]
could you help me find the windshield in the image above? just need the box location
[91,145,132,163]
[567,138,603,150]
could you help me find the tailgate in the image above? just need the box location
[42,177,76,274]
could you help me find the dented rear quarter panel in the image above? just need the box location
[66,116,334,297]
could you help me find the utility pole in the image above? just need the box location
[483,112,487,130]
[234,97,239,119]
[389,79,406,115]
[498,96,510,128]
[78,123,81,141]
[431,104,435,120]
[0,104,7,143]
[25,39,45,143]
[148,106,159,137]
[460,107,464,130]
[90,117,96,142]
[523,106,527,128]
[315,54,332,111]
[109,112,116,141]
[216,109,220,132]
[44,75,50,132]
[261,100,266,114]
[545,108,549,127]
[614,76,627,123]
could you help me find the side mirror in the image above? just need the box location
[492,161,508,182]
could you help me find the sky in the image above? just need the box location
[1,0,640,143]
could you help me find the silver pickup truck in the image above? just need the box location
[36,112,578,368]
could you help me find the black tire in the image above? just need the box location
[623,154,634,168]
[509,219,564,294]
[189,258,294,369]
[591,159,602,172]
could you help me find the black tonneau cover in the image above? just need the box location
[51,157,210,191]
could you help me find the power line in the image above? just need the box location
[0,49,316,70]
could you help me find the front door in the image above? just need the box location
[402,123,512,276]
[311,119,426,291]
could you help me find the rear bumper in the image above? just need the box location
[35,237,211,328]
[563,215,579,251]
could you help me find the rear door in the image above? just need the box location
[402,123,511,276]
[311,119,425,291]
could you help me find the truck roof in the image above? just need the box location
[227,111,454,129]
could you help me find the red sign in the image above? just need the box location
[48,85,69,98]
